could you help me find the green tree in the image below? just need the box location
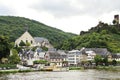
[112,20,116,25]
[9,42,15,49]
[42,46,48,51]
[14,45,22,53]
[19,40,26,46]
[33,60,48,64]
[26,41,31,46]
[9,49,20,64]
[94,55,102,66]
[61,38,76,50]
[102,57,108,66]
[100,30,108,35]
[0,35,10,59]
[112,60,117,66]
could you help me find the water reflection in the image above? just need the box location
[0,70,120,80]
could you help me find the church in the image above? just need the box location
[15,31,53,48]
[15,31,35,46]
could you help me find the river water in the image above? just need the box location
[0,70,120,80]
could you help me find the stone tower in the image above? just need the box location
[113,15,119,25]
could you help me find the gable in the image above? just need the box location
[15,31,35,46]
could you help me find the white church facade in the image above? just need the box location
[15,31,35,46]
[15,31,53,48]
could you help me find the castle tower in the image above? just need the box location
[113,15,119,25]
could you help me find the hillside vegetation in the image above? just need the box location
[0,16,76,48]
[61,22,120,53]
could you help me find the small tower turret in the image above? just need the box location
[113,15,119,25]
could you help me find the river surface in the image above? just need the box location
[0,70,120,80]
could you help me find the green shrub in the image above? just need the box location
[9,49,20,64]
[0,64,16,69]
[69,67,83,70]
[33,60,48,64]
[112,60,117,66]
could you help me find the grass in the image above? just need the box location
[0,66,119,74]
[0,69,35,74]
[69,67,84,70]
[0,70,18,74]
[0,68,53,74]
[0,64,17,69]
[95,66,120,71]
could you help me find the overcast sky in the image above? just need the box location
[0,0,120,34]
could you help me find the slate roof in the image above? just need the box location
[112,53,120,58]
[68,50,81,55]
[46,51,67,59]
[36,47,42,53]
[34,37,49,43]
[82,48,111,56]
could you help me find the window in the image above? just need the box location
[31,40,33,44]
[68,55,74,57]
[68,58,75,60]
[46,56,48,58]
[26,40,28,43]
[69,61,74,63]
[59,63,61,65]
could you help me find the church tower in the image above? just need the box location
[15,25,35,46]
[15,31,35,46]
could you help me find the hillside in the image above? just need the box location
[0,16,76,48]
[61,22,120,53]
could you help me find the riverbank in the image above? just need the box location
[69,67,84,70]
[0,69,38,74]
[69,66,120,71]
[95,66,120,71]
[0,66,120,74]
[0,67,69,74]
[1,69,120,80]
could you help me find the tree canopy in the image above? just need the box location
[9,49,20,64]
[0,16,76,48]
[0,35,11,59]
[61,23,120,53]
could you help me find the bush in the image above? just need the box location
[69,67,83,70]
[0,64,16,69]
[112,60,117,66]
[9,49,20,64]
[33,60,48,64]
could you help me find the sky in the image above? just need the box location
[0,0,120,34]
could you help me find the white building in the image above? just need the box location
[15,31,53,48]
[34,37,53,48]
[67,50,82,66]
[44,51,67,67]
[15,31,35,46]
[85,51,96,61]
[112,53,120,61]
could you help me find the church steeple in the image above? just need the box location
[25,24,29,31]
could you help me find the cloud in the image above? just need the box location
[31,0,120,18]
[31,0,84,17]
[0,0,120,34]
[53,15,98,34]
[77,0,120,16]
[0,4,15,15]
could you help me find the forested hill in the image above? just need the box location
[0,16,76,48]
[61,22,120,53]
